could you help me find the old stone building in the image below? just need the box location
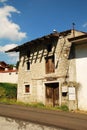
[6,29,87,110]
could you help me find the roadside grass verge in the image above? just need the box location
[0,98,69,111]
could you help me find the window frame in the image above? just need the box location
[24,84,31,94]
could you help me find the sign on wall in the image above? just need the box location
[68,87,76,100]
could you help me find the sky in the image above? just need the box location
[0,0,87,65]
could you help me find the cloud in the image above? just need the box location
[0,5,27,41]
[7,52,19,64]
[0,0,7,2]
[82,23,87,28]
[0,44,19,64]
[0,44,18,52]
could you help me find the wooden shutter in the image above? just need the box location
[45,55,55,74]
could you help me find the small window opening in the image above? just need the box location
[27,61,30,70]
[62,92,67,97]
[25,85,30,93]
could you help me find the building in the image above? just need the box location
[0,61,9,71]
[68,34,87,110]
[0,61,18,83]
[6,29,87,110]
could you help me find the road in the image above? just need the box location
[0,104,87,130]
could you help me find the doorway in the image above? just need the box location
[45,83,59,106]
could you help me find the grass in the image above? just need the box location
[0,98,69,111]
[0,98,17,104]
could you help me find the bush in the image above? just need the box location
[60,105,69,111]
[0,87,6,98]
[0,83,17,99]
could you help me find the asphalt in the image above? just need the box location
[0,104,87,130]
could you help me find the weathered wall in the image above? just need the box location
[17,39,58,103]
[17,30,85,108]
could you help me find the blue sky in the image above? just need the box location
[0,0,87,64]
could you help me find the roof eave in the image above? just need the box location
[68,34,87,44]
[5,46,19,53]
[6,33,59,53]
[5,29,72,53]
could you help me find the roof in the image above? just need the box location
[0,61,9,68]
[6,29,72,53]
[68,34,87,44]
[6,32,59,52]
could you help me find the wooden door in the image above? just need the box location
[45,83,59,106]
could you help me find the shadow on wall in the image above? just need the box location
[21,38,58,66]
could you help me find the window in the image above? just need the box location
[25,85,30,93]
[69,45,75,59]
[27,61,30,70]
[45,55,55,74]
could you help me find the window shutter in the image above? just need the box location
[45,55,55,74]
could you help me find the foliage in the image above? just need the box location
[0,83,17,99]
[9,64,14,69]
[62,81,79,88]
[24,102,45,108]
[0,87,6,97]
[60,105,69,111]
[0,98,16,104]
[32,102,45,108]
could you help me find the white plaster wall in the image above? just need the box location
[0,72,18,83]
[75,44,87,110]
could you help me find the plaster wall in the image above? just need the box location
[0,72,18,83]
[75,43,87,110]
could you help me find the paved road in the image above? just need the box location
[0,104,87,130]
